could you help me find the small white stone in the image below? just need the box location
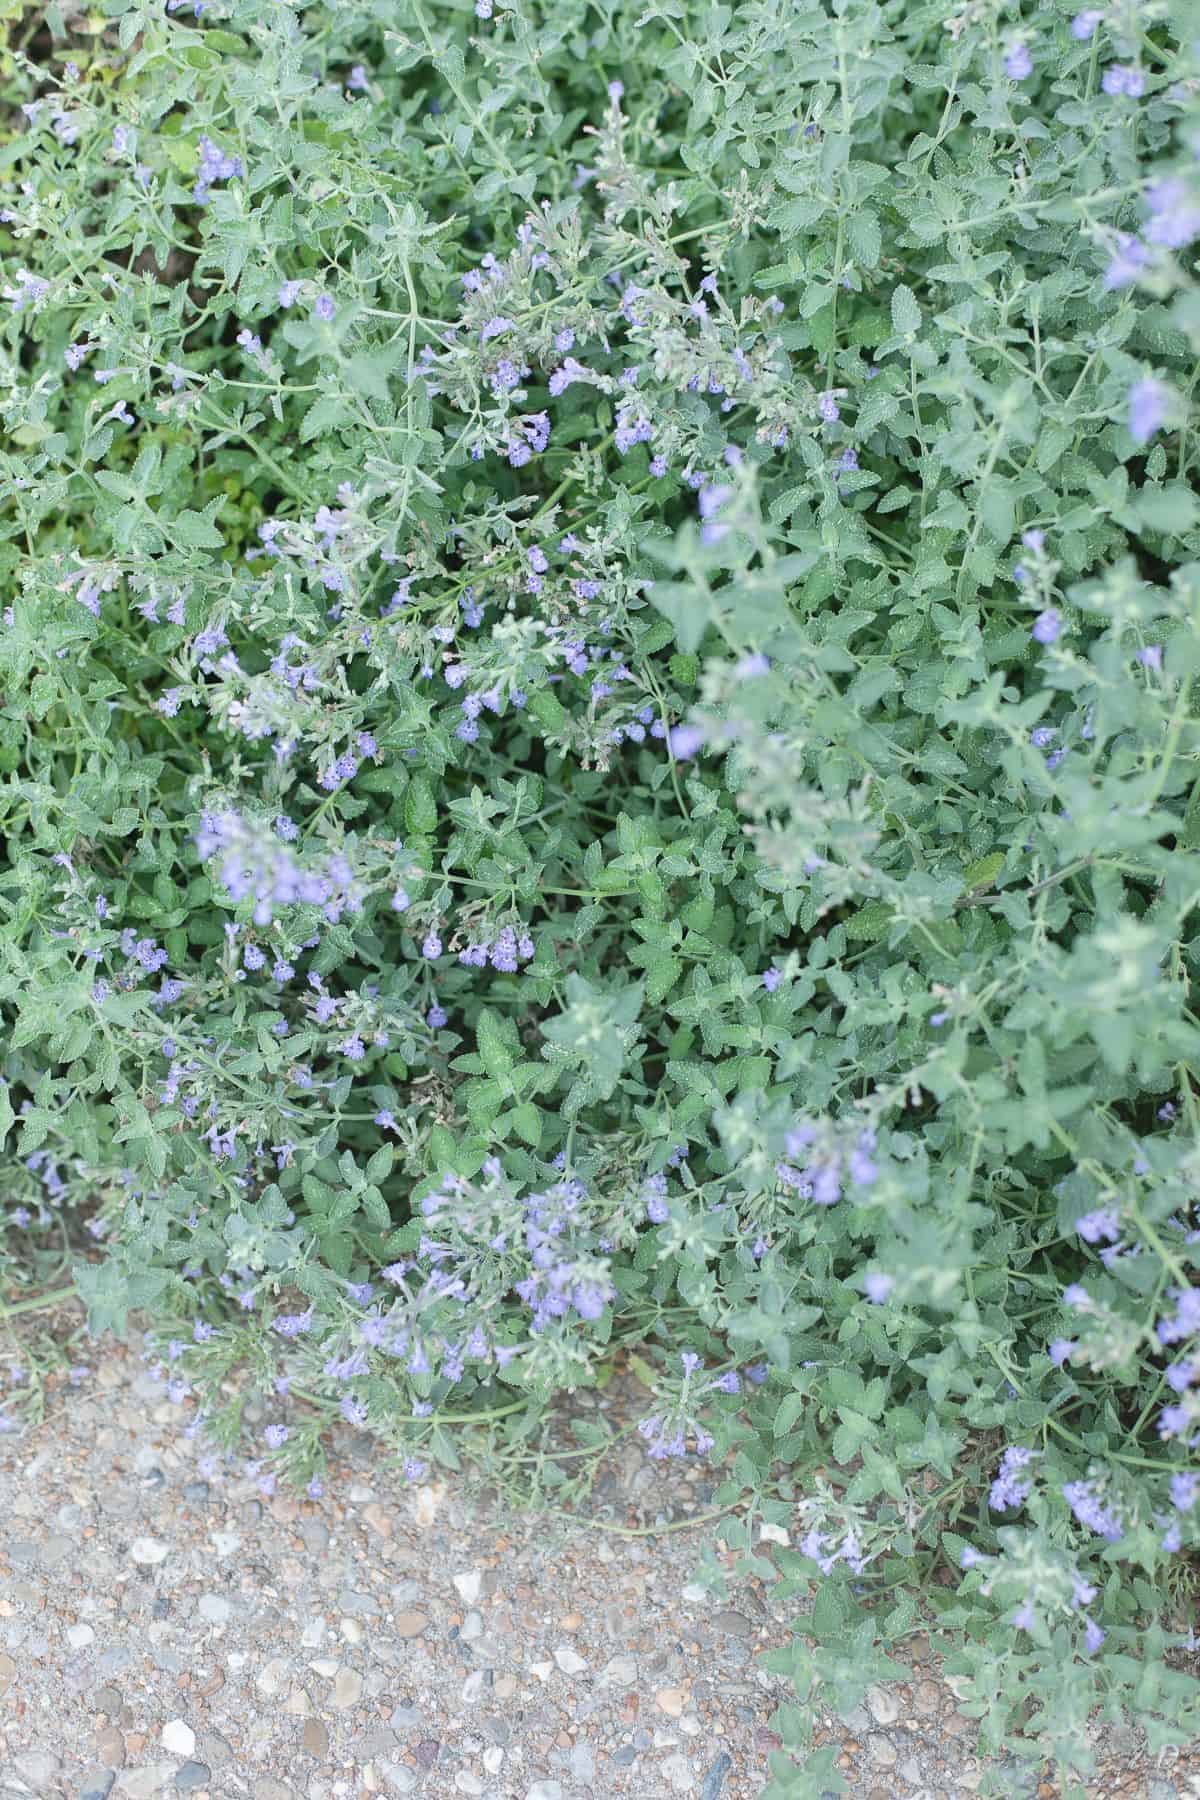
[553,1645,587,1675]
[525,1784,563,1800]
[129,1535,169,1566]
[310,1657,341,1677]
[529,1659,553,1682]
[256,1656,289,1696]
[679,1714,701,1736]
[662,1751,694,1792]
[452,1569,482,1605]
[680,1583,708,1603]
[599,1654,638,1688]
[340,1617,363,1645]
[333,1665,363,1709]
[301,1618,326,1648]
[455,1776,484,1797]
[461,1669,484,1703]
[198,1593,230,1625]
[67,1623,95,1649]
[866,1683,901,1726]
[483,1747,504,1774]
[759,1521,790,1546]
[161,1719,196,1757]
[209,1530,241,1557]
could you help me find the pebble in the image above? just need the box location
[174,1767,211,1794]
[711,1609,753,1637]
[128,1537,169,1566]
[68,1623,96,1649]
[868,1736,898,1767]
[700,1752,733,1800]
[78,1773,116,1800]
[452,1571,482,1605]
[0,1652,15,1694]
[379,1768,417,1796]
[14,1751,63,1791]
[656,1686,688,1718]
[394,1610,429,1638]
[524,1784,563,1800]
[600,1654,638,1687]
[114,1767,177,1799]
[553,1645,587,1674]
[95,1728,125,1769]
[333,1666,363,1708]
[302,1718,330,1757]
[197,1594,230,1625]
[866,1683,901,1725]
[663,1752,694,1791]
[914,1678,941,1714]
[160,1722,195,1757]
[455,1776,483,1796]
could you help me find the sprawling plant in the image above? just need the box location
[2,0,1199,1788]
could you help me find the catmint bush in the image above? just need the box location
[1,0,1199,1789]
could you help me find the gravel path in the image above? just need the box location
[0,1336,1194,1799]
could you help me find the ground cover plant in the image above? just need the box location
[1,0,1199,1789]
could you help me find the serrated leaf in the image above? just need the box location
[891,284,921,336]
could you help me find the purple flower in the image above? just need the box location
[1005,42,1032,81]
[1146,179,1200,250]
[422,931,442,960]
[1171,1472,1199,1513]
[990,1445,1037,1512]
[864,1272,894,1304]
[762,968,783,993]
[1104,233,1152,291]
[314,292,336,322]
[263,1423,289,1449]
[1083,1617,1106,1654]
[1049,1338,1076,1367]
[1076,1208,1121,1245]
[670,723,705,760]
[1102,64,1145,98]
[1032,609,1061,645]
[1129,378,1169,444]
[1071,9,1102,38]
[1063,1478,1123,1541]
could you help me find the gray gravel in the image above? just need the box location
[0,1338,1194,1799]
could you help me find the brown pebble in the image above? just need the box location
[559,1612,583,1631]
[95,1727,126,1769]
[0,1655,14,1695]
[394,1610,429,1638]
[124,1733,146,1756]
[363,1503,393,1539]
[914,1679,940,1715]
[197,1668,225,1697]
[302,1718,330,1758]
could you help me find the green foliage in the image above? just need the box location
[1,0,1199,1785]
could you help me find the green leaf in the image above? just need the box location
[404,773,438,836]
[891,284,921,336]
